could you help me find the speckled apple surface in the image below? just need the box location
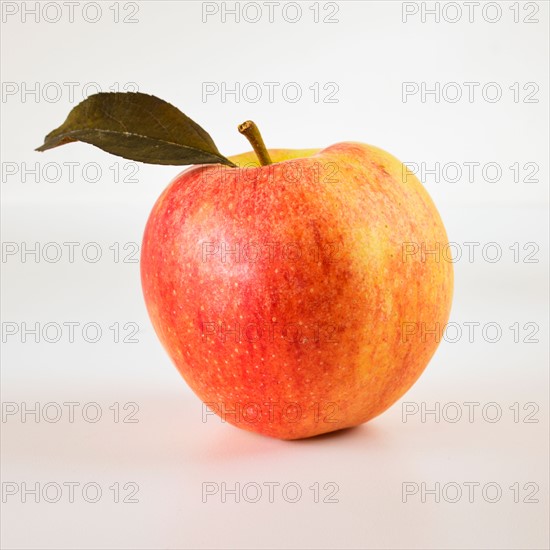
[140,143,454,439]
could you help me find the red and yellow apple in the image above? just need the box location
[35,94,453,439]
[140,142,453,439]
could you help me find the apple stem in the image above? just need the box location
[238,120,272,166]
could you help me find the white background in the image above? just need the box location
[1,1,549,549]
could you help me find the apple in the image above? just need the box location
[140,137,453,439]
[36,94,453,440]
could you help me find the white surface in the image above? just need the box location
[1,1,549,549]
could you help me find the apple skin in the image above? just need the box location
[140,143,453,439]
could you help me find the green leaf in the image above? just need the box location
[36,92,235,167]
